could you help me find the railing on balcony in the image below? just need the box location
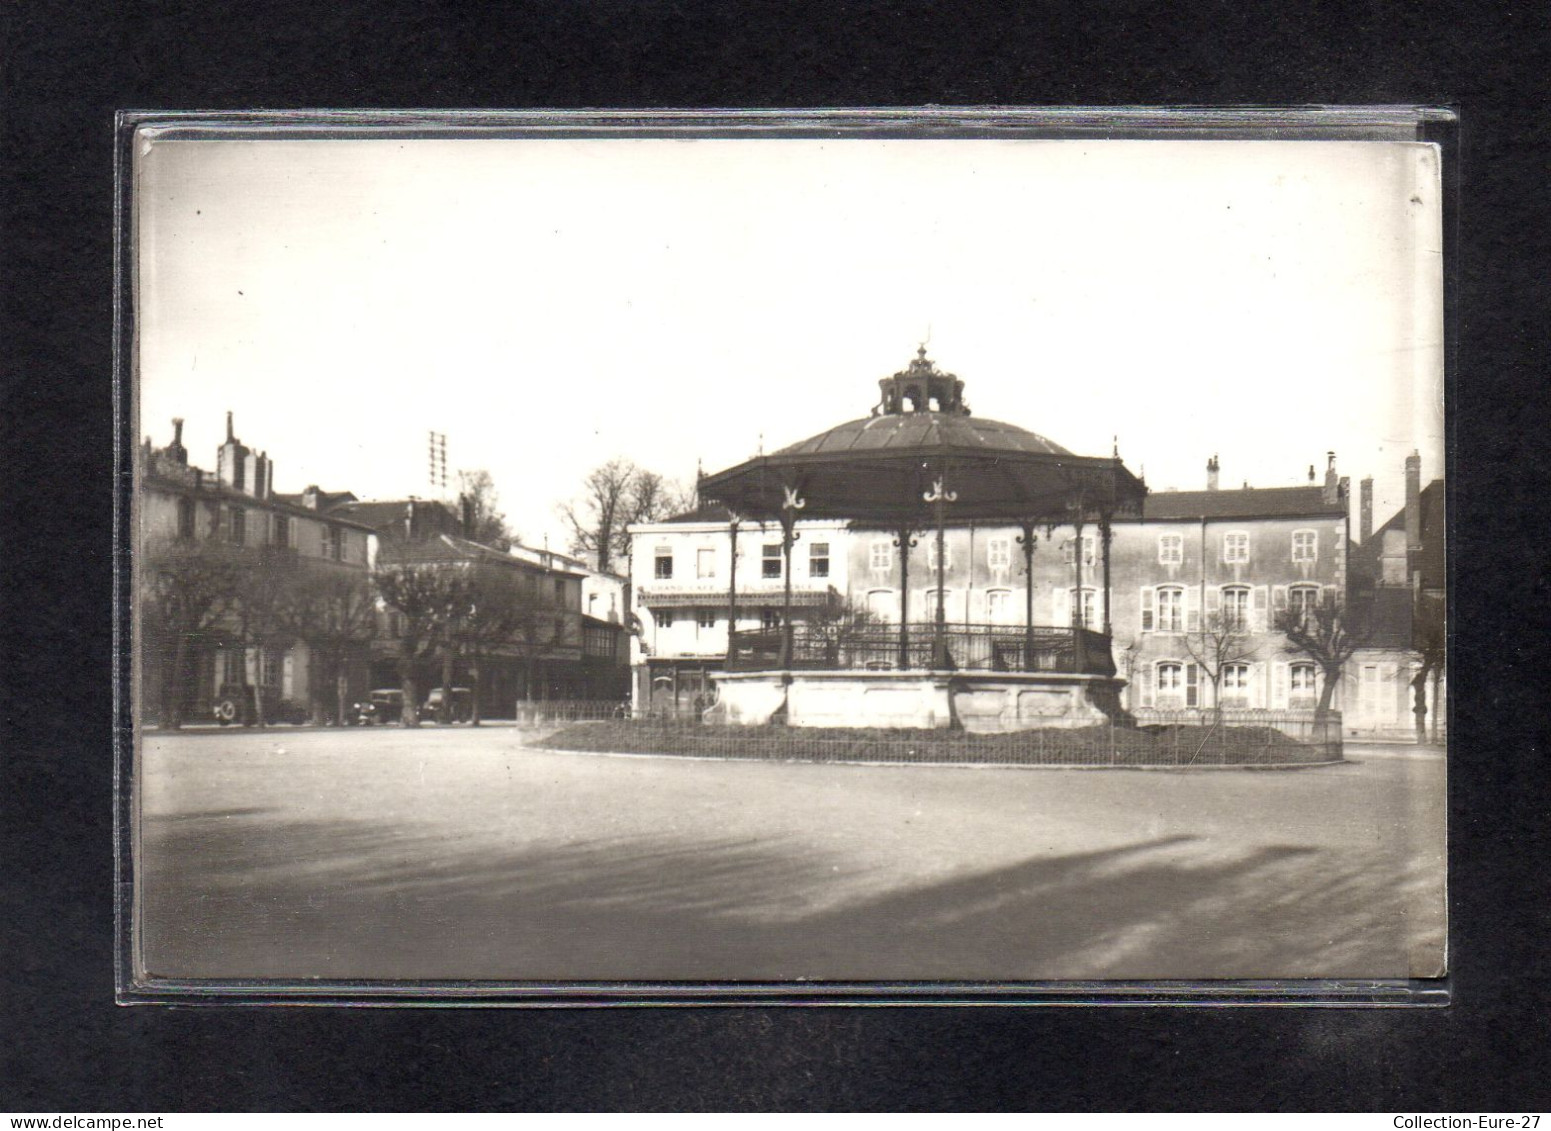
[727,624,1116,676]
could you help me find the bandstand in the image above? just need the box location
[697,347,1147,732]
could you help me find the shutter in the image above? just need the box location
[1252,662,1266,708]
[282,651,295,698]
[1205,586,1221,613]
[1185,586,1201,632]
[1272,585,1288,611]
[1252,586,1269,632]
[1139,663,1154,708]
[1272,661,1289,708]
[1185,662,1199,708]
[1141,586,1155,631]
[1053,587,1068,626]
[1322,584,1339,608]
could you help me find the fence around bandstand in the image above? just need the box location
[726,623,1116,676]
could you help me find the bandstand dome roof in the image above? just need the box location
[699,347,1145,526]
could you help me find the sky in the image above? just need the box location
[135,135,1445,550]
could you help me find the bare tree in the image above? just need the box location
[229,545,301,728]
[558,458,694,573]
[1182,610,1259,718]
[450,562,544,725]
[287,569,378,724]
[373,562,463,726]
[140,536,245,728]
[1275,591,1368,721]
[1410,592,1446,743]
[457,469,514,551]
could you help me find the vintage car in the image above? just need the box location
[212,683,308,726]
[422,686,473,723]
[350,688,406,726]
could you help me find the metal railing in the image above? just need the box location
[727,624,1115,676]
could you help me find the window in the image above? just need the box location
[1288,584,1321,623]
[1156,586,1184,632]
[654,547,673,579]
[272,513,290,548]
[1292,529,1317,563]
[260,648,283,688]
[1158,533,1183,565]
[176,498,196,540]
[326,525,345,561]
[762,544,782,579]
[987,538,1012,571]
[1156,661,1199,708]
[696,608,717,631]
[926,540,952,571]
[1073,588,1098,628]
[986,588,1013,623]
[554,616,567,643]
[808,542,830,578]
[696,547,717,579]
[554,577,566,603]
[1063,535,1096,566]
[866,589,896,622]
[657,610,674,630]
[228,506,246,545]
[761,607,782,631]
[1221,586,1250,630]
[1290,663,1317,704]
[221,648,245,685]
[1223,532,1249,563]
[1221,662,1251,706]
[869,540,894,571]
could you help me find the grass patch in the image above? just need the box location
[539,721,1339,767]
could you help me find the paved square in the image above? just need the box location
[136,727,1446,982]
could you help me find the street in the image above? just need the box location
[136,727,1446,983]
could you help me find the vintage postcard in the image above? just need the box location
[123,111,1448,999]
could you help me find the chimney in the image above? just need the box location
[406,498,417,541]
[1308,464,1316,483]
[1206,454,1220,491]
[1405,450,1422,559]
[303,485,320,510]
[1322,452,1339,505]
[169,417,188,465]
[226,411,235,442]
[1360,477,1374,542]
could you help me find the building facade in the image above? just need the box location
[138,415,379,725]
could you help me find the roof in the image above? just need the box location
[274,489,358,512]
[1350,480,1445,587]
[326,498,461,530]
[774,412,1071,459]
[377,534,583,577]
[1141,485,1347,521]
[141,469,378,532]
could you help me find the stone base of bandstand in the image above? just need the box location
[708,670,1126,732]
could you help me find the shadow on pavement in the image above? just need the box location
[140,808,1443,983]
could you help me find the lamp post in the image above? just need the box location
[1016,520,1038,671]
[893,528,918,670]
[778,484,804,671]
[924,470,957,669]
[725,509,741,670]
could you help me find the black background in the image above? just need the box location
[4,0,1548,1112]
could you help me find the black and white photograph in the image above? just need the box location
[126,114,1448,994]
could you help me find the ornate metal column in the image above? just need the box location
[893,527,918,670]
[924,468,958,669]
[778,485,804,671]
[1070,499,1088,673]
[1098,509,1114,637]
[724,509,741,670]
[1017,520,1038,671]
